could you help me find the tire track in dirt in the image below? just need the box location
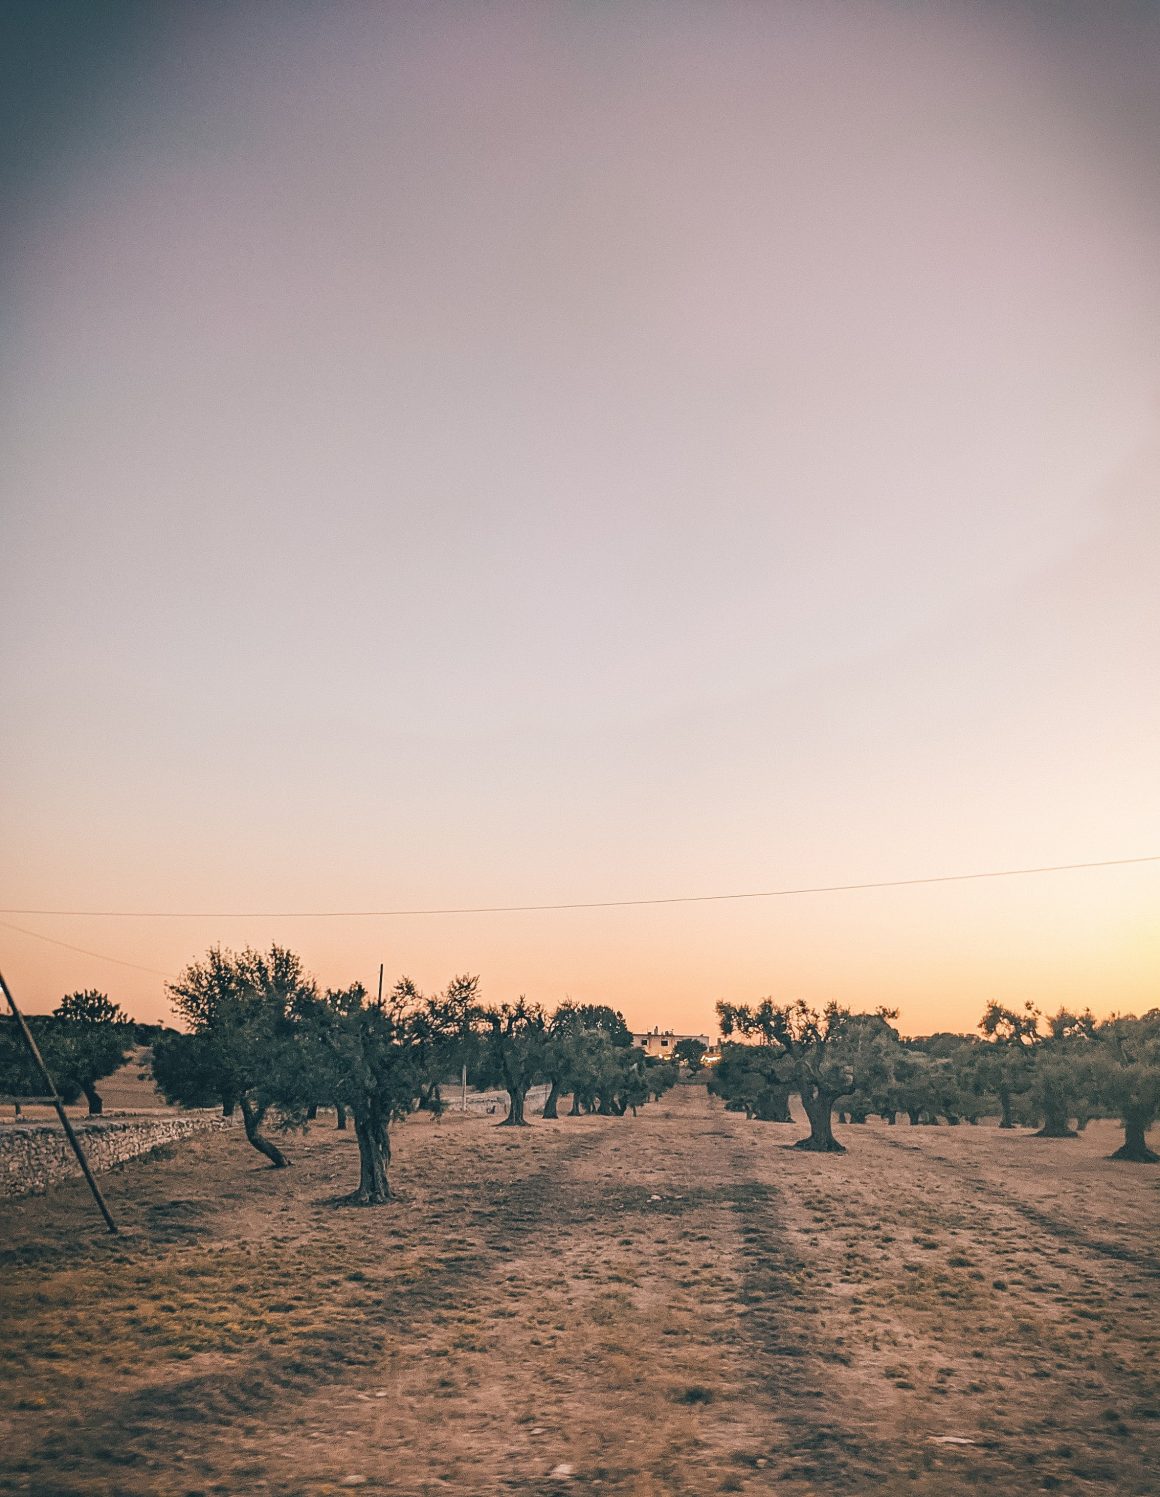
[765,1125,1160,1495]
[298,1108,765,1496]
[9,1100,1157,1496]
[264,1098,802,1496]
[715,1130,904,1494]
[875,1133,1160,1277]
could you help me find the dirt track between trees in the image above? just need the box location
[2,1084,1157,1496]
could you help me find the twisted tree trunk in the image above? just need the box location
[795,1085,845,1152]
[352,1112,392,1202]
[542,1077,562,1119]
[238,1096,288,1168]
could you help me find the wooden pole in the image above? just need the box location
[0,967,118,1234]
[377,963,384,1005]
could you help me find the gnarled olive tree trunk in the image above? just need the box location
[238,1095,288,1168]
[795,1083,846,1152]
[352,1111,392,1202]
[542,1076,562,1119]
[501,1085,529,1126]
[1110,1114,1158,1163]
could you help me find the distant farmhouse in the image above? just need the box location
[631,1026,717,1062]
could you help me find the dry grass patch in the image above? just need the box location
[1,1091,1157,1496]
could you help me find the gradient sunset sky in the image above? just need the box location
[3,1,1158,1033]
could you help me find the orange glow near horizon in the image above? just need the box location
[4,855,1158,1034]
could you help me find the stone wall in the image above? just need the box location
[1,1086,555,1197]
[0,1114,234,1198]
[456,1083,550,1115]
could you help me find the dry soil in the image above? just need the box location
[1,1084,1157,1497]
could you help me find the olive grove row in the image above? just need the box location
[148,946,682,1202]
[3,960,1157,1210]
[708,999,1160,1161]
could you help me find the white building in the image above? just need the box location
[630,1026,713,1060]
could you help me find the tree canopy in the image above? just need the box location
[156,944,316,1166]
[0,990,132,1116]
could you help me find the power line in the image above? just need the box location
[2,853,1156,921]
[0,916,176,976]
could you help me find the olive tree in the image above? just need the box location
[541,1007,586,1119]
[474,998,550,1126]
[0,999,130,1116]
[673,1037,708,1073]
[1091,1011,1160,1162]
[716,998,899,1151]
[715,1000,793,1121]
[0,1017,80,1110]
[975,1001,1038,1127]
[411,973,480,1116]
[643,1056,679,1101]
[1026,1009,1097,1138]
[707,1042,793,1121]
[158,944,315,1167]
[975,1003,1095,1137]
[285,978,450,1203]
[554,1004,634,1116]
[49,991,134,1116]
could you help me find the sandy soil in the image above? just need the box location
[1,1084,1157,1496]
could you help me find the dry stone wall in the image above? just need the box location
[0,1114,234,1198]
[457,1083,550,1115]
[1,1086,553,1197]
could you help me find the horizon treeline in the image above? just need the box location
[2,948,1158,1201]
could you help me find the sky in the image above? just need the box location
[2,1,1158,1034]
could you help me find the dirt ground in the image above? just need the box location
[1,1084,1157,1497]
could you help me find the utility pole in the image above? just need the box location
[377,963,384,1005]
[0,967,118,1234]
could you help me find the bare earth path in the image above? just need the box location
[2,1085,1157,1496]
